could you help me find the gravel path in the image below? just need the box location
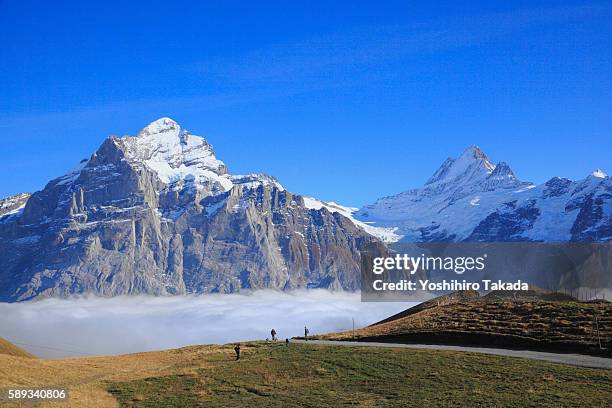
[293,339,611,370]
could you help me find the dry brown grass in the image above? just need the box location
[316,293,612,354]
[0,343,241,407]
[0,338,35,359]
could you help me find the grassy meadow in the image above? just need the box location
[1,341,610,407]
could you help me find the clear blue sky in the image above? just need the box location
[0,1,610,206]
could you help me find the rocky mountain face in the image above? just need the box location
[0,118,390,301]
[357,146,612,242]
[2,126,609,301]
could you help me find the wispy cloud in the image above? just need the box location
[2,3,608,125]
[0,290,412,358]
[188,3,611,87]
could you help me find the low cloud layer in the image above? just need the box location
[0,290,413,358]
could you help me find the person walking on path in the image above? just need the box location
[304,326,309,340]
[234,343,241,360]
[271,328,277,341]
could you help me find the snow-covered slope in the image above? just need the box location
[0,193,31,221]
[357,146,611,242]
[302,197,400,242]
[119,118,233,192]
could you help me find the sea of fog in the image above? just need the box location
[0,290,415,358]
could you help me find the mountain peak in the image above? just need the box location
[425,145,494,186]
[137,117,180,139]
[481,160,528,191]
[88,118,231,193]
[461,145,489,161]
[489,161,515,178]
[592,168,607,178]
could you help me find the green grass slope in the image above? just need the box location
[107,342,612,408]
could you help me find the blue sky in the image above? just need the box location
[0,1,610,206]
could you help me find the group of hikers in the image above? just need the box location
[233,326,310,360]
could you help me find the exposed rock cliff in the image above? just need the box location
[0,118,388,301]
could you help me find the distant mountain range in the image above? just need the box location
[357,145,611,243]
[0,118,609,301]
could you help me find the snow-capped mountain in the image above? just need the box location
[0,118,391,301]
[1,125,609,302]
[357,146,612,242]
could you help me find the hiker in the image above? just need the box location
[304,326,309,340]
[271,328,277,341]
[285,338,289,346]
[234,343,241,360]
